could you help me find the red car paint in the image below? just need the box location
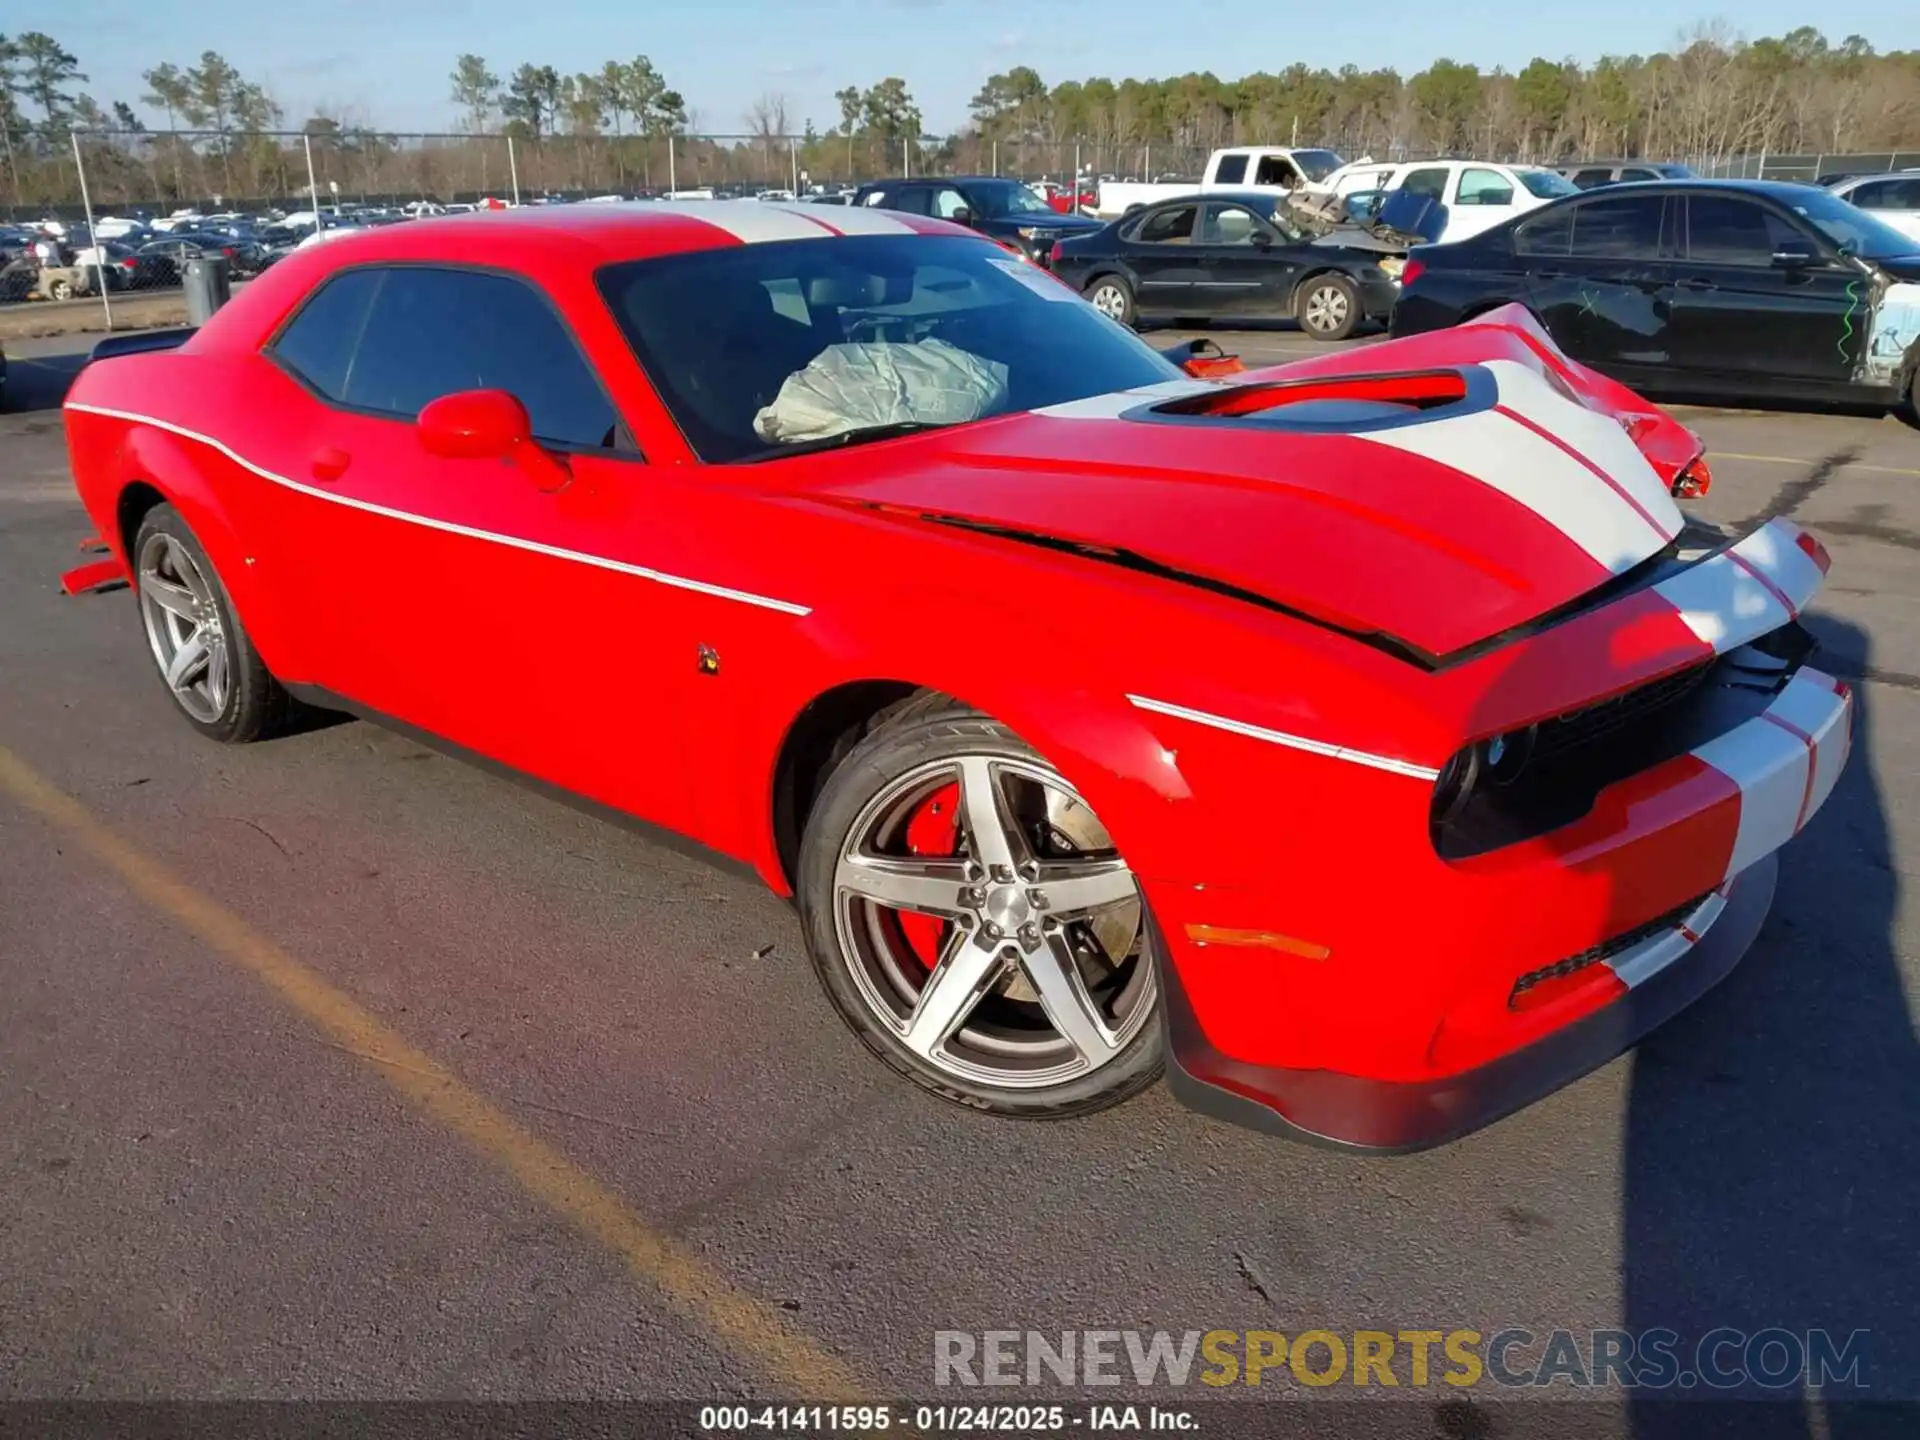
[61,203,1849,1144]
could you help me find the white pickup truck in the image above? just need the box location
[1093,146,1346,219]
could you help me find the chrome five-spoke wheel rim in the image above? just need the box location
[833,755,1156,1090]
[137,533,230,724]
[1304,284,1350,333]
[1091,284,1127,319]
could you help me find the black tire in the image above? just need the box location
[1295,271,1361,341]
[131,503,295,743]
[1085,273,1137,328]
[48,277,73,301]
[797,693,1164,1119]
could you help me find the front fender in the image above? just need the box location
[724,587,1200,896]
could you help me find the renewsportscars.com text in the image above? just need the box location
[933,1328,1869,1391]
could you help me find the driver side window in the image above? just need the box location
[273,265,623,452]
[931,188,971,220]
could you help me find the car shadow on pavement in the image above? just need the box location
[1622,619,1919,1438]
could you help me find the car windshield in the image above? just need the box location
[1291,149,1344,183]
[1518,169,1580,199]
[1781,186,1916,257]
[968,181,1057,218]
[598,234,1186,463]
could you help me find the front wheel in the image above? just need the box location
[798,697,1163,1118]
[1296,272,1360,341]
[1086,274,1137,328]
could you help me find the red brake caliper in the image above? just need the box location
[899,782,961,969]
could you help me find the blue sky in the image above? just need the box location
[51,2,1910,137]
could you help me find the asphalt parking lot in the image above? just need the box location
[3,325,1919,1429]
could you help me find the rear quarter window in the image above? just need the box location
[268,268,382,400]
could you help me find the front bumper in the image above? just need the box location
[1136,606,1850,1150]
[1160,851,1776,1152]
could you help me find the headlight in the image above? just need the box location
[1017,226,1040,240]
[1482,726,1536,785]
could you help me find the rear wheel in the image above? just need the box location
[1086,274,1136,328]
[133,504,294,743]
[798,698,1163,1117]
[1296,272,1360,341]
[48,277,73,301]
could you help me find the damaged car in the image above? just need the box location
[62,201,1849,1150]
[1050,190,1427,338]
[1392,178,1920,413]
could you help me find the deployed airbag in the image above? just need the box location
[753,339,1010,443]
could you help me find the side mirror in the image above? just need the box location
[949,207,973,227]
[1772,240,1816,269]
[418,388,570,492]
[1251,229,1274,249]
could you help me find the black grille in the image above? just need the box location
[1531,661,1714,761]
[1509,892,1711,1004]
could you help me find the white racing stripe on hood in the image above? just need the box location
[1351,403,1669,574]
[1481,360,1685,536]
[1033,378,1223,420]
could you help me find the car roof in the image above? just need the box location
[285,199,965,268]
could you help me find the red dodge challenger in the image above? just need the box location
[62,201,1852,1150]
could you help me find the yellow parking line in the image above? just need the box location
[1711,451,1920,480]
[0,742,868,1400]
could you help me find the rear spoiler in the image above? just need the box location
[88,327,196,364]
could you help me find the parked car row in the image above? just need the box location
[832,159,1920,415]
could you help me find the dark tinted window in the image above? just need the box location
[596,234,1183,463]
[1850,177,1920,210]
[1135,204,1197,244]
[336,267,618,449]
[1212,154,1248,184]
[1515,205,1574,257]
[1568,193,1664,257]
[878,186,931,215]
[1686,196,1797,265]
[269,268,382,400]
[1402,167,1450,199]
[1571,169,1613,189]
[1621,168,1660,182]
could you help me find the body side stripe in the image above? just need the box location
[63,402,813,617]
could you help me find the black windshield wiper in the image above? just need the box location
[737,420,951,463]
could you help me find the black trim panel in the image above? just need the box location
[283,682,764,886]
[1157,851,1777,1152]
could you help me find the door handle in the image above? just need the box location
[1675,277,1717,292]
[309,446,352,482]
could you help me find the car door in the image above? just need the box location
[1668,192,1860,386]
[1518,190,1675,375]
[257,263,704,832]
[1445,167,1520,242]
[1185,200,1297,317]
[1118,201,1203,316]
[1394,166,1453,240]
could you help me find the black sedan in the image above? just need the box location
[1391,179,1920,411]
[1047,191,1401,340]
[850,176,1103,264]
